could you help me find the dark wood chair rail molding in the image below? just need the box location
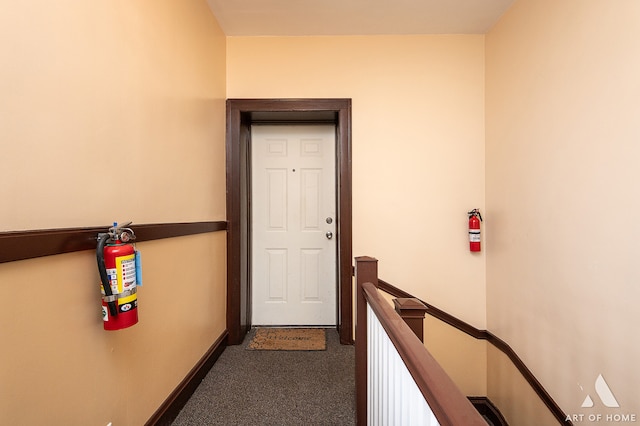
[362,281,486,426]
[0,221,227,264]
[375,277,572,425]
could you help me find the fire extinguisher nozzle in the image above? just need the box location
[467,209,482,221]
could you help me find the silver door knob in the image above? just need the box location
[326,231,333,240]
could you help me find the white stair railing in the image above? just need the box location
[368,303,438,425]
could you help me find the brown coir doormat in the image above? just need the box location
[247,328,326,351]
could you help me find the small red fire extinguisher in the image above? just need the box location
[468,209,483,252]
[96,222,140,331]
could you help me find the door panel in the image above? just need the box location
[266,248,287,301]
[251,125,337,326]
[267,169,287,230]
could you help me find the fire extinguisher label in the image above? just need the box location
[469,231,481,242]
[119,299,137,313]
[104,268,118,295]
[116,254,137,293]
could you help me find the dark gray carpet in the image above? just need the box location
[172,328,356,426]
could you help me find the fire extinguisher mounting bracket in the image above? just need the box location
[102,287,137,303]
[98,222,136,244]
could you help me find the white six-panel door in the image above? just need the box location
[251,125,337,326]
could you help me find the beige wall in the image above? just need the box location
[487,345,558,426]
[0,234,226,425]
[227,35,487,330]
[486,0,640,422]
[424,316,487,397]
[0,1,227,424]
[0,0,226,231]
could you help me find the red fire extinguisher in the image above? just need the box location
[96,222,139,330]
[468,209,483,252]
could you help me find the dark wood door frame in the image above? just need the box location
[226,98,353,345]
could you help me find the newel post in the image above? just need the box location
[393,298,428,342]
[355,256,378,426]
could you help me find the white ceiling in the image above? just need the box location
[206,0,515,36]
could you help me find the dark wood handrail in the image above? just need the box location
[362,281,486,426]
